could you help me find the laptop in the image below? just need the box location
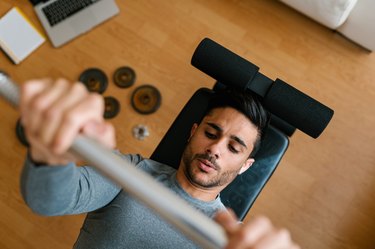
[29,0,119,47]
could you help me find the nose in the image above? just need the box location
[205,140,223,159]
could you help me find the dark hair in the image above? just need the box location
[206,87,269,157]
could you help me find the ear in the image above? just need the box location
[238,158,255,175]
[189,123,199,140]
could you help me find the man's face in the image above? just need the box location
[181,107,258,189]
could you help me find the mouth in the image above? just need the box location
[197,159,217,172]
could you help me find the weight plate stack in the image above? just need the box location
[113,66,136,88]
[131,85,161,114]
[104,96,120,119]
[79,68,108,94]
[16,119,29,147]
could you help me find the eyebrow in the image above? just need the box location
[206,122,248,149]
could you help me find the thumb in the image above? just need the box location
[82,121,116,149]
[214,209,239,235]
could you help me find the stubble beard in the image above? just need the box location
[181,143,240,188]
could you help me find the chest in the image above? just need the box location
[76,191,200,249]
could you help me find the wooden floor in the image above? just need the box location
[1,0,374,248]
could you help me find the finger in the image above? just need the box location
[52,93,104,154]
[250,228,293,249]
[82,121,116,149]
[27,131,76,165]
[291,243,301,249]
[39,82,88,146]
[215,209,239,235]
[20,78,52,124]
[27,79,70,135]
[225,216,273,249]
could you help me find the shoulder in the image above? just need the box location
[115,152,176,177]
[114,152,143,165]
[139,158,176,179]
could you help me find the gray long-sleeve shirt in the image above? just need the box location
[21,153,225,248]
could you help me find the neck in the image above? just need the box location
[175,168,222,202]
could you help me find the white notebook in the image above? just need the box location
[0,7,45,64]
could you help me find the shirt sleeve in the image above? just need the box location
[20,152,142,216]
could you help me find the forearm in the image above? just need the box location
[20,154,121,216]
[20,154,80,215]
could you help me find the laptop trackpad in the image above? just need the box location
[71,10,97,33]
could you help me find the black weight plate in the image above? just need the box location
[79,68,108,94]
[16,119,29,147]
[113,66,136,88]
[104,96,120,119]
[131,85,161,114]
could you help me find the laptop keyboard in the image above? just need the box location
[42,0,99,27]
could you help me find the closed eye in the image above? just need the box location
[205,131,216,139]
[228,144,239,154]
